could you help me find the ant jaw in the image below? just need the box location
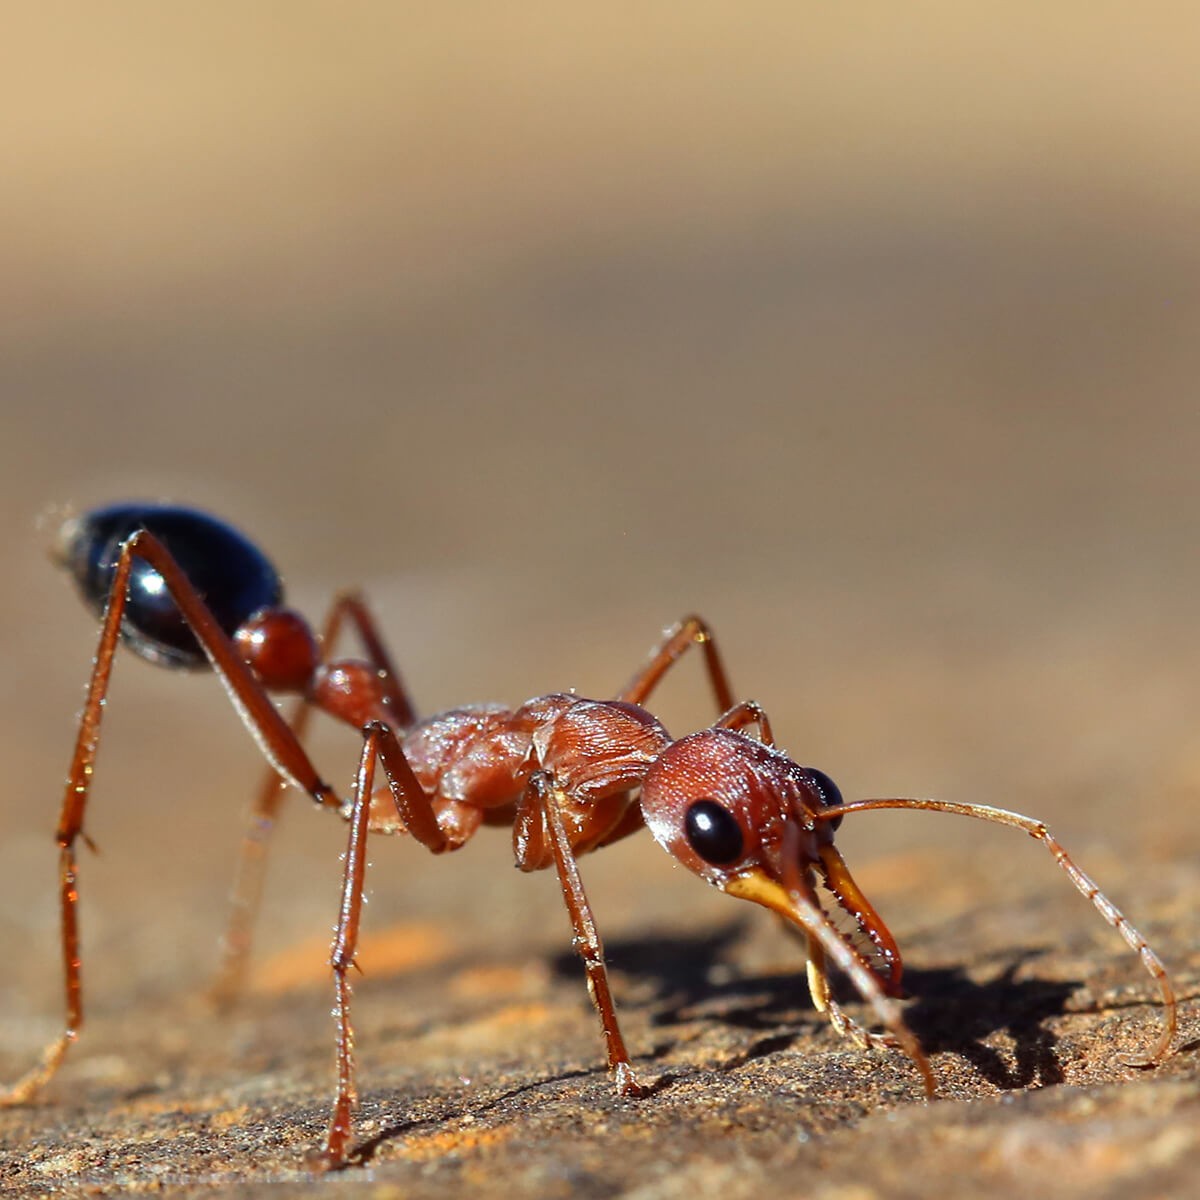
[722,862,881,972]
[726,849,936,1101]
[723,852,905,998]
[723,867,810,924]
[816,843,905,995]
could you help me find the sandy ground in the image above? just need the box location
[1,6,1198,1196]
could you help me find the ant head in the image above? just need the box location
[641,728,902,990]
[58,503,284,669]
[641,728,843,891]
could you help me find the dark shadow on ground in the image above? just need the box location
[553,925,1074,1090]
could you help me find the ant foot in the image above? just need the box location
[614,1061,647,1098]
[306,1145,352,1174]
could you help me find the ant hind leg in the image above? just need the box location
[212,592,418,1007]
[1,530,337,1106]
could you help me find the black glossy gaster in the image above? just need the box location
[62,503,283,668]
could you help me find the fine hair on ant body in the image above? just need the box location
[0,503,1178,1169]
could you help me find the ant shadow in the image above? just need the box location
[551,918,1077,1091]
[347,923,1086,1167]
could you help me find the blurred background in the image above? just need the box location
[1,3,1198,1043]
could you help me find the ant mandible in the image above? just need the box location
[0,502,1178,1169]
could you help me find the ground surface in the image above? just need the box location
[1,839,1196,1198]
[1,6,1199,1198]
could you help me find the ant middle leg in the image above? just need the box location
[515,773,647,1098]
[213,592,418,1006]
[316,720,452,1170]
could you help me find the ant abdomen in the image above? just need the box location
[57,503,283,669]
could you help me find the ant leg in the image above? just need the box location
[316,729,377,1170]
[715,700,776,746]
[517,772,647,1098]
[212,591,417,1006]
[618,615,736,715]
[804,937,899,1052]
[317,720,449,1170]
[209,696,315,1007]
[320,591,417,728]
[0,530,337,1108]
[815,797,1178,1064]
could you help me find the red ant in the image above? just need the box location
[0,503,1178,1169]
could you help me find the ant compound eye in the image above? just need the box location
[684,799,745,866]
[807,767,844,829]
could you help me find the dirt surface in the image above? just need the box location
[1,6,1199,1197]
[1,857,1197,1199]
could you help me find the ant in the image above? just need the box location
[0,502,1178,1169]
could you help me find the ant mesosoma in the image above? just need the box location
[0,502,1177,1169]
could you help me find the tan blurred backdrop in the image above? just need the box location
[1,4,1198,1035]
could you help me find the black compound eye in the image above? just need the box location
[806,767,844,830]
[684,799,745,866]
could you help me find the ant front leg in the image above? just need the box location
[714,700,776,745]
[317,720,450,1170]
[0,530,337,1108]
[619,615,737,716]
[515,773,647,1098]
[803,939,900,1053]
[213,592,418,1007]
